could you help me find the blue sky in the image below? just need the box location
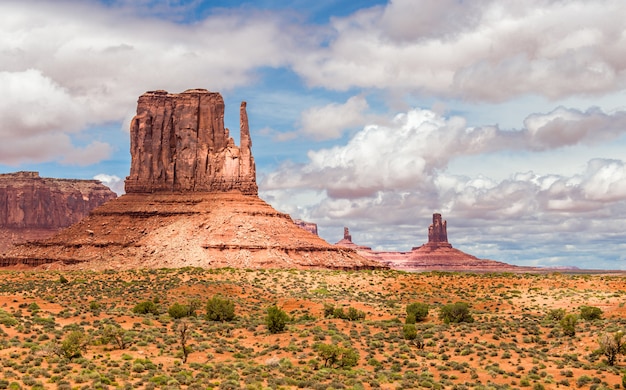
[2,0,626,269]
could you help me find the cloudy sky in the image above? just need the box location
[2,0,626,269]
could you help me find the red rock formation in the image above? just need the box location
[125,89,257,194]
[3,90,384,271]
[0,171,116,252]
[293,219,319,236]
[335,216,528,272]
[425,213,451,248]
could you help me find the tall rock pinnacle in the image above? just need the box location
[125,89,257,194]
[426,213,451,248]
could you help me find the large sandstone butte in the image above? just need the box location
[125,89,257,194]
[0,172,117,253]
[336,214,526,272]
[3,90,382,270]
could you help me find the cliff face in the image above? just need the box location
[125,89,257,194]
[0,171,117,252]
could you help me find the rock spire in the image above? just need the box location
[125,89,257,194]
[427,213,449,246]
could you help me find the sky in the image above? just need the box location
[2,0,626,269]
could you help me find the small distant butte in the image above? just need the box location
[335,213,535,272]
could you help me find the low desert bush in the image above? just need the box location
[439,302,474,324]
[266,305,289,334]
[133,301,159,315]
[205,295,235,322]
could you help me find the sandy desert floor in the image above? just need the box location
[0,267,625,389]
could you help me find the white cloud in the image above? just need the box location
[94,173,125,195]
[261,105,626,268]
[293,0,626,101]
[299,95,370,140]
[0,0,303,165]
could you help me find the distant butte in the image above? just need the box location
[0,172,116,254]
[2,89,383,271]
[336,213,527,272]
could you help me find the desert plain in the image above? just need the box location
[1,267,626,389]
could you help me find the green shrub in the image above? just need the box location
[322,304,365,321]
[406,302,429,323]
[265,305,289,333]
[403,324,417,340]
[546,308,566,321]
[57,331,88,360]
[132,301,159,315]
[560,314,577,337]
[0,309,18,327]
[439,302,474,324]
[168,302,196,319]
[315,343,359,368]
[580,305,602,321]
[205,295,235,322]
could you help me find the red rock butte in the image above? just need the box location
[0,171,116,253]
[1,89,382,271]
[336,214,526,272]
[125,89,257,194]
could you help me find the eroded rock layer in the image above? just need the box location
[2,192,382,270]
[0,172,117,253]
[125,89,257,194]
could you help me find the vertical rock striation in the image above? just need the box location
[125,89,257,194]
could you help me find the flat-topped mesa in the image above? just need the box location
[425,213,452,248]
[125,89,257,194]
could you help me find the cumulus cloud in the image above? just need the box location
[0,0,303,165]
[261,105,626,267]
[299,95,370,140]
[293,0,626,101]
[263,106,626,196]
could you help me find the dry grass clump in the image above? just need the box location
[0,268,625,389]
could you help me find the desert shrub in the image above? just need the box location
[101,325,133,349]
[133,301,159,315]
[205,295,235,322]
[89,301,101,312]
[403,324,418,340]
[265,305,289,334]
[560,314,577,337]
[580,306,603,321]
[597,331,626,366]
[546,308,566,321]
[322,304,365,321]
[57,331,88,360]
[346,307,366,321]
[168,302,197,319]
[439,302,474,324]
[406,302,429,323]
[315,343,359,368]
[323,303,335,318]
[0,309,18,327]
